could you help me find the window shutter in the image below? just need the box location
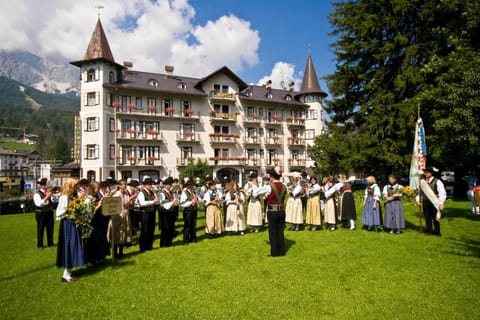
[95,68,99,81]
[95,92,100,105]
[83,93,88,106]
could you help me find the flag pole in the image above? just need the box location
[417,104,423,234]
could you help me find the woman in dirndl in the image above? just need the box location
[108,180,132,257]
[244,172,263,233]
[362,176,382,231]
[203,181,224,238]
[56,178,85,283]
[383,175,405,234]
[285,176,303,231]
[224,181,246,235]
[305,176,321,231]
[337,175,357,230]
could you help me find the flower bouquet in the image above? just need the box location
[67,197,95,239]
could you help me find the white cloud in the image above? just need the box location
[0,0,260,77]
[257,61,302,91]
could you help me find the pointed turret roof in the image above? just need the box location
[296,55,327,98]
[71,18,123,68]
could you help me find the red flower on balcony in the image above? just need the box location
[127,104,136,110]
[165,107,175,113]
[250,113,258,120]
[184,108,194,115]
[127,156,136,162]
[286,115,294,121]
[147,129,157,135]
[114,128,121,133]
[272,115,281,121]
[232,133,240,139]
[185,131,194,137]
[127,128,136,134]
[111,101,121,108]
[209,109,217,115]
[273,158,280,163]
[288,158,294,163]
[114,155,121,160]
[147,105,156,112]
[147,156,157,162]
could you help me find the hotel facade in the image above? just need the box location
[72,19,327,184]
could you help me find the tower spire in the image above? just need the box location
[296,54,327,98]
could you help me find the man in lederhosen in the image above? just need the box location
[158,177,178,247]
[255,167,287,257]
[33,178,54,248]
[417,166,446,236]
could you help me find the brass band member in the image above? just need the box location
[33,178,54,248]
[180,177,199,244]
[158,177,178,248]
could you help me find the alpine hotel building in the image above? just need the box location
[72,19,327,184]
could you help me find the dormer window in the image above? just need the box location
[177,82,187,90]
[266,92,273,99]
[245,90,253,97]
[148,79,158,87]
[285,94,292,101]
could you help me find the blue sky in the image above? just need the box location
[189,0,336,93]
[0,0,337,95]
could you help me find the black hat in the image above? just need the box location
[37,178,47,185]
[248,171,258,179]
[79,178,89,185]
[205,175,212,181]
[164,176,174,185]
[127,178,139,187]
[267,166,282,179]
[223,176,230,183]
[100,181,109,188]
[424,166,439,174]
[183,177,194,186]
[142,176,154,185]
[106,177,117,185]
[301,171,308,177]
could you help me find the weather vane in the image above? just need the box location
[95,3,104,18]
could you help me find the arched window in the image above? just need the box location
[148,79,158,87]
[109,71,115,83]
[87,68,97,82]
[176,82,187,90]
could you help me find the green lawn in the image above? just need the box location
[0,195,479,319]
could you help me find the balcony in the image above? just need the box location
[287,158,306,168]
[176,132,200,143]
[287,137,306,147]
[207,157,246,166]
[264,115,282,126]
[286,116,305,127]
[265,158,283,167]
[244,136,261,145]
[210,111,238,122]
[116,156,164,167]
[113,104,200,121]
[264,136,283,145]
[208,91,236,102]
[243,114,262,124]
[209,133,240,144]
[116,130,163,142]
[176,157,202,167]
[244,158,260,167]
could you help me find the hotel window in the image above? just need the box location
[214,125,229,134]
[162,99,173,113]
[177,82,187,90]
[147,98,156,107]
[109,144,115,159]
[135,97,142,110]
[181,147,193,164]
[85,144,99,159]
[213,104,229,113]
[246,106,255,117]
[85,92,99,106]
[181,123,194,138]
[85,117,99,132]
[121,96,131,112]
[106,93,112,106]
[109,71,115,83]
[306,109,317,120]
[109,118,115,132]
[246,149,257,160]
[305,129,315,140]
[246,127,257,137]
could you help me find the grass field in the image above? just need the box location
[0,194,479,319]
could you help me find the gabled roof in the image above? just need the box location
[239,86,306,107]
[296,55,327,98]
[71,18,124,69]
[195,66,248,92]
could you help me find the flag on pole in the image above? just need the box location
[409,118,427,190]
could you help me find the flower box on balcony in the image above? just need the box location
[147,130,158,135]
[127,156,136,162]
[147,105,156,112]
[112,101,121,109]
[272,158,280,163]
[114,129,121,133]
[209,109,217,115]
[288,158,294,163]
[147,156,157,162]
[273,136,280,142]
[184,108,194,115]
[286,116,294,121]
[127,128,136,134]
[187,157,195,162]
[127,104,136,111]
[185,131,194,137]
[249,114,259,120]
[272,115,281,121]
[165,107,175,113]
[114,155,121,160]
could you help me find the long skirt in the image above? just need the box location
[107,209,132,245]
[324,197,337,224]
[85,212,110,262]
[362,195,382,226]
[205,205,224,234]
[225,204,246,232]
[384,200,405,229]
[286,197,303,224]
[340,191,357,221]
[306,195,321,225]
[247,198,263,226]
[56,219,84,269]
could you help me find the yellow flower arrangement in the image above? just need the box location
[67,197,96,239]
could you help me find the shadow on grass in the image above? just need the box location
[442,236,480,261]
[0,263,55,282]
[264,237,296,255]
[74,254,138,278]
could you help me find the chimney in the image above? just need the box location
[165,65,174,77]
[123,61,133,69]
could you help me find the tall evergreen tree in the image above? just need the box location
[310,0,480,178]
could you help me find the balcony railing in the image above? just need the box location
[113,104,200,120]
[265,159,283,167]
[243,115,262,123]
[176,132,200,143]
[244,136,261,144]
[287,159,306,167]
[116,130,163,141]
[208,91,236,101]
[176,157,201,166]
[244,158,260,167]
[264,116,282,125]
[210,112,238,121]
[207,157,246,166]
[116,157,164,167]
[209,133,240,143]
[287,137,305,145]
[286,117,306,126]
[264,136,283,145]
